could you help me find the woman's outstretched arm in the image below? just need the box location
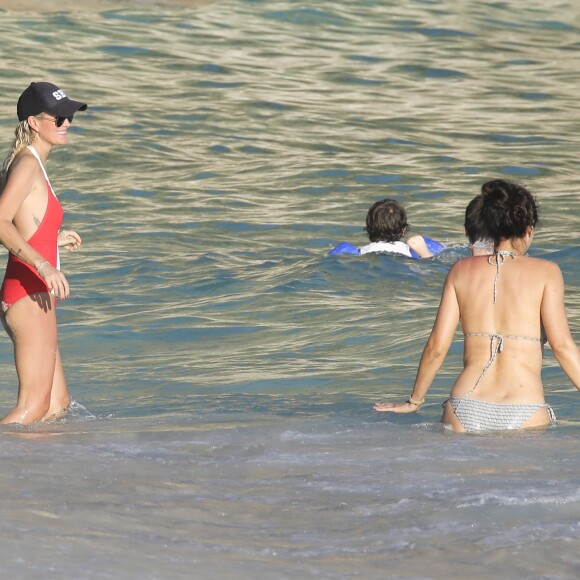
[374,266,461,413]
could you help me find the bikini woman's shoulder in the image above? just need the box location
[524,255,558,267]
[447,255,485,278]
[525,256,562,277]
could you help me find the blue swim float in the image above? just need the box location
[328,237,445,259]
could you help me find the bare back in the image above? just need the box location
[449,254,554,403]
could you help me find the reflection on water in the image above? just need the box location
[0,0,579,577]
[1,0,220,12]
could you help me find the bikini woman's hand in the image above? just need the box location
[37,262,70,300]
[373,401,419,413]
[58,230,82,252]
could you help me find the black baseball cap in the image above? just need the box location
[17,82,88,122]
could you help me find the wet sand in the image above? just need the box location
[0,0,218,11]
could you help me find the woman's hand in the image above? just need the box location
[58,229,81,252]
[373,401,420,413]
[37,261,70,300]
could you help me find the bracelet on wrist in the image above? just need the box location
[37,260,49,274]
[408,396,425,406]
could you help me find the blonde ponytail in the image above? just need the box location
[0,121,34,190]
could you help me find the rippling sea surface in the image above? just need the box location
[0,0,579,578]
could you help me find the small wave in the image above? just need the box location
[54,400,113,423]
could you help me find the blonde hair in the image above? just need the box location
[0,120,35,189]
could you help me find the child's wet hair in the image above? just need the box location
[364,199,409,243]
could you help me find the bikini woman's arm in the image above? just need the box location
[374,267,461,413]
[541,262,580,391]
[0,156,70,299]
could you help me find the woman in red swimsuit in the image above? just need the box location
[0,82,87,424]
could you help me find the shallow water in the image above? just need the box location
[0,0,579,578]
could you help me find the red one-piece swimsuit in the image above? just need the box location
[1,147,63,312]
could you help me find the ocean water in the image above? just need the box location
[0,0,579,578]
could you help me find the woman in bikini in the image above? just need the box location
[0,82,87,424]
[374,179,580,432]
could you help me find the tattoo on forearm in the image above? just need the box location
[9,247,22,257]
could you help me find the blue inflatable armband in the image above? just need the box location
[425,237,446,255]
[328,242,360,255]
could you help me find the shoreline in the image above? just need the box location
[0,0,219,11]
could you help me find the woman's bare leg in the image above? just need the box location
[42,347,70,420]
[0,293,66,425]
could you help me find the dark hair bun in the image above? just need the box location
[480,179,538,244]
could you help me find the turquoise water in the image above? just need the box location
[0,0,579,578]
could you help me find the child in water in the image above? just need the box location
[329,198,444,258]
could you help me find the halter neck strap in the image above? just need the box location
[487,250,517,304]
[27,145,51,187]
